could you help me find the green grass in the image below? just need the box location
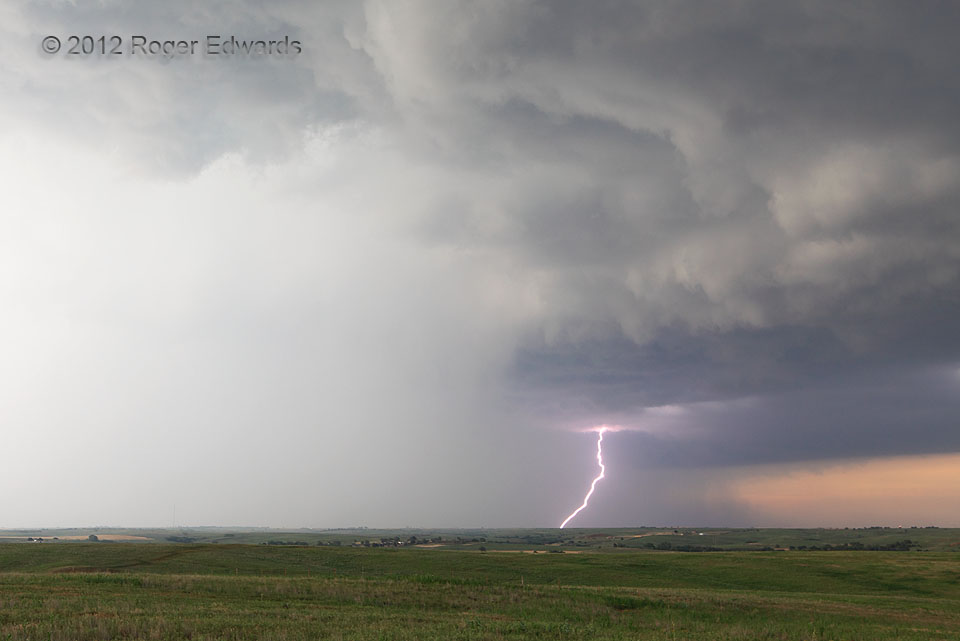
[4,526,960,551]
[1,543,959,639]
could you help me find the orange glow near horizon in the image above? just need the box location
[726,452,960,527]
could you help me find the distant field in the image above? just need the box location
[3,525,959,551]
[1,538,959,639]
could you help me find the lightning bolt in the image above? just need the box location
[560,427,607,528]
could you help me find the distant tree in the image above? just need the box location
[479,546,487,552]
[88,535,99,542]
[166,536,197,543]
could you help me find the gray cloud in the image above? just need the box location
[2,1,959,527]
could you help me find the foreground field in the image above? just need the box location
[1,544,959,640]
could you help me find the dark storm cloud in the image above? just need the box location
[610,363,960,468]
[376,1,960,463]
[19,0,956,457]
[4,0,960,526]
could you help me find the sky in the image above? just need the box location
[1,1,959,528]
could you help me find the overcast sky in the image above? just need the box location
[2,1,959,528]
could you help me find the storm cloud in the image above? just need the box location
[1,1,958,527]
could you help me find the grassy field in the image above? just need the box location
[1,541,959,640]
[3,525,959,551]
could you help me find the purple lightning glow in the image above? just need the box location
[560,427,608,528]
